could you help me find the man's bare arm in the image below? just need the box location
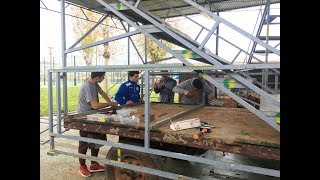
[90,99,118,109]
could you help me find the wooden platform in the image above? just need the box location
[64,103,280,160]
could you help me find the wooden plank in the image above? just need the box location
[64,103,280,160]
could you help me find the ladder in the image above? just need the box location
[247,3,280,92]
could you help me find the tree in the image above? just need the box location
[70,7,100,66]
[135,18,181,63]
[70,6,117,95]
[134,18,181,85]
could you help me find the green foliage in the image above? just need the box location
[134,19,181,62]
[40,85,120,117]
[70,6,113,66]
[134,36,173,62]
[147,39,173,61]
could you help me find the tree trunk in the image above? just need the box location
[103,43,110,96]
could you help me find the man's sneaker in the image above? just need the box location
[89,163,105,172]
[79,165,92,177]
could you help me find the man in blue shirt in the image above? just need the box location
[115,71,144,105]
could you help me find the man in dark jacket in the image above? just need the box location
[153,71,177,103]
[115,71,144,105]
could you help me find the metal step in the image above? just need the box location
[258,36,280,41]
[253,50,276,54]
[264,15,280,24]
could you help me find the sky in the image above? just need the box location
[40,0,73,60]
[40,0,279,67]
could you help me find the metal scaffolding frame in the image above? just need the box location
[43,0,280,179]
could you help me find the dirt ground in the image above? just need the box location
[40,127,118,180]
[40,117,280,180]
[40,116,120,180]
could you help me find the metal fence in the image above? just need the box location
[40,55,129,87]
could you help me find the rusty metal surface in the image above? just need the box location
[151,104,204,130]
[64,103,280,160]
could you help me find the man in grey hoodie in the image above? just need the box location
[173,77,215,105]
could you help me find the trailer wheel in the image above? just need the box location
[106,147,160,180]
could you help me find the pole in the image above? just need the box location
[128,24,130,65]
[215,11,219,56]
[44,58,46,85]
[53,57,55,69]
[61,0,68,115]
[48,47,53,70]
[264,0,270,91]
[215,11,219,98]
[96,46,98,65]
[77,59,80,84]
[74,56,76,86]
[144,70,150,148]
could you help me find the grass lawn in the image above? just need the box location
[40,84,162,117]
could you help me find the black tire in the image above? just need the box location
[106,147,161,180]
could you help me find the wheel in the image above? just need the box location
[106,147,160,180]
